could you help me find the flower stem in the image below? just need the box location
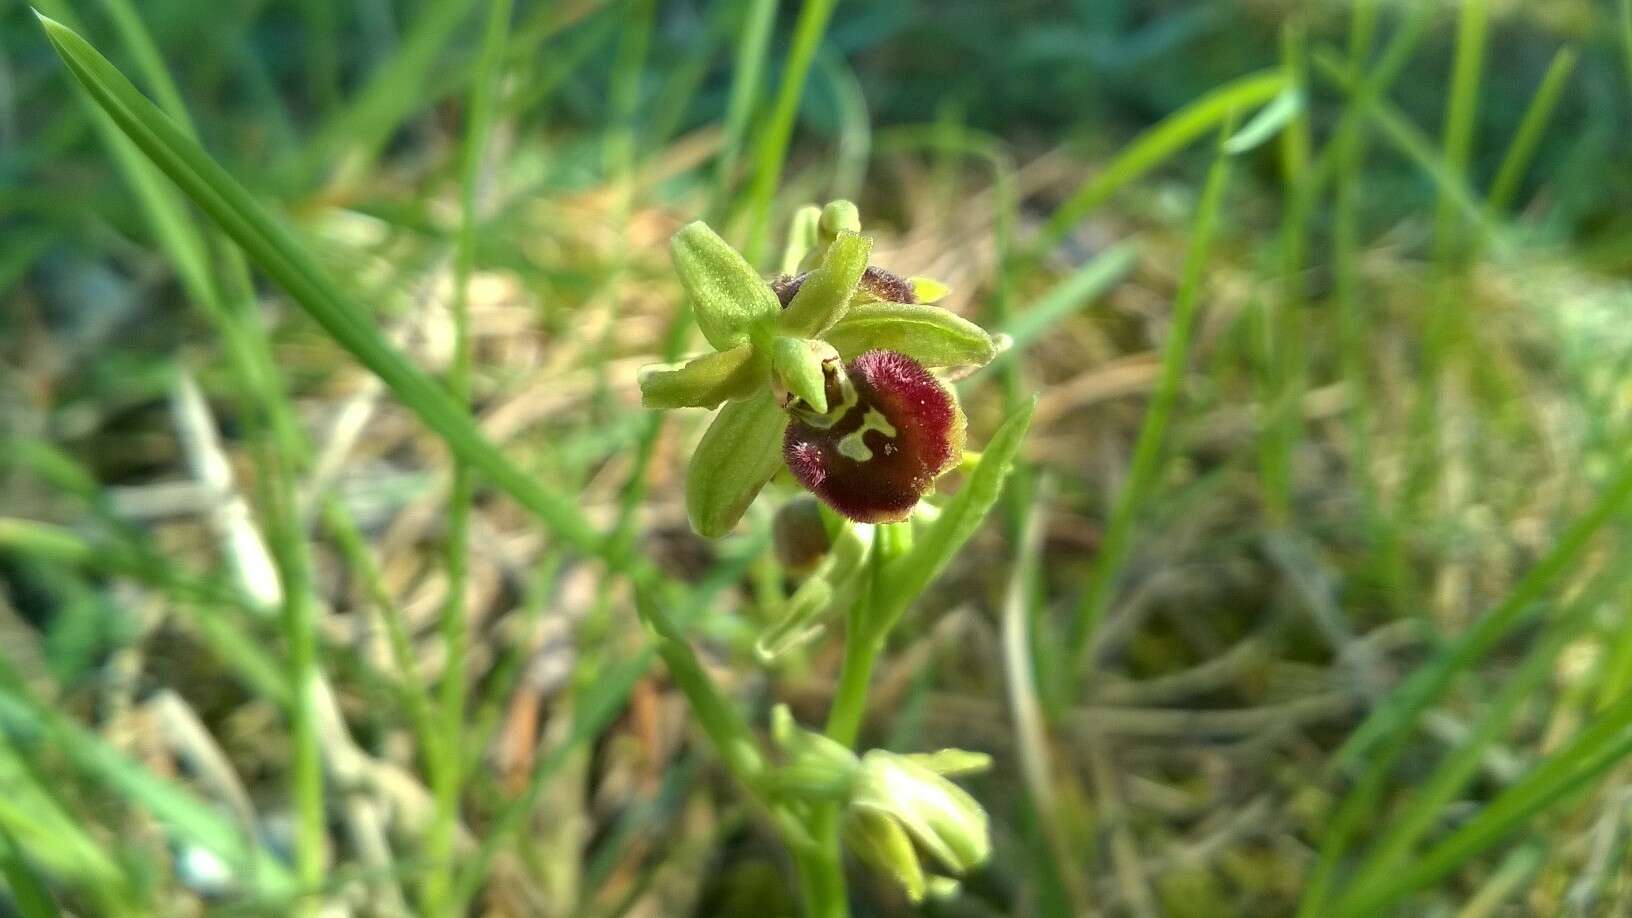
[794,810,849,918]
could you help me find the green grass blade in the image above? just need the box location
[711,0,777,221]
[0,682,294,899]
[0,828,64,918]
[994,240,1139,364]
[1336,598,1594,902]
[1029,69,1283,259]
[1063,128,1236,677]
[873,397,1037,630]
[1335,686,1632,915]
[741,0,841,261]
[1334,460,1632,771]
[425,0,514,911]
[35,13,625,572]
[293,0,481,183]
[1434,0,1488,260]
[1486,46,1578,214]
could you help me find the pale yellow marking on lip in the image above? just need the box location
[837,408,897,462]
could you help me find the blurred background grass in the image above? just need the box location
[6,0,1632,915]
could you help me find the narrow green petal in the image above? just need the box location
[638,345,765,409]
[779,231,871,337]
[781,204,823,275]
[686,392,788,538]
[671,221,780,351]
[909,276,951,303]
[823,303,997,368]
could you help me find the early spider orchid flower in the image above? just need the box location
[638,201,1000,538]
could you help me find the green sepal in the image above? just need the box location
[903,749,992,777]
[671,221,780,351]
[638,345,765,409]
[823,303,997,368]
[685,391,788,538]
[780,231,871,338]
[770,337,835,413]
[842,807,928,903]
[781,205,823,275]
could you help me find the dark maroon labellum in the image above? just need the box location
[783,350,965,524]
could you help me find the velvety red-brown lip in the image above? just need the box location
[783,349,964,523]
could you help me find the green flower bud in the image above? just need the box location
[671,221,780,351]
[768,705,860,800]
[819,200,861,244]
[757,516,874,663]
[849,749,992,877]
[771,497,833,576]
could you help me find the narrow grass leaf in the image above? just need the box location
[996,241,1139,359]
[1030,69,1283,258]
[1486,47,1578,214]
[0,687,294,898]
[0,829,63,918]
[875,397,1035,627]
[36,15,618,567]
[1065,131,1235,674]
[1335,460,1632,770]
[1221,84,1304,155]
[1335,687,1632,916]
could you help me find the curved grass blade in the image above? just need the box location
[1334,685,1632,916]
[35,13,624,573]
[1029,69,1284,258]
[874,397,1036,629]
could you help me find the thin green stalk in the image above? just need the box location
[1064,126,1236,680]
[741,0,840,262]
[1326,0,1405,619]
[427,1,511,912]
[792,820,848,918]
[1434,0,1487,262]
[1027,69,1284,262]
[1260,18,1312,526]
[293,0,482,184]
[1486,47,1577,214]
[1621,0,1632,93]
[712,0,778,216]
